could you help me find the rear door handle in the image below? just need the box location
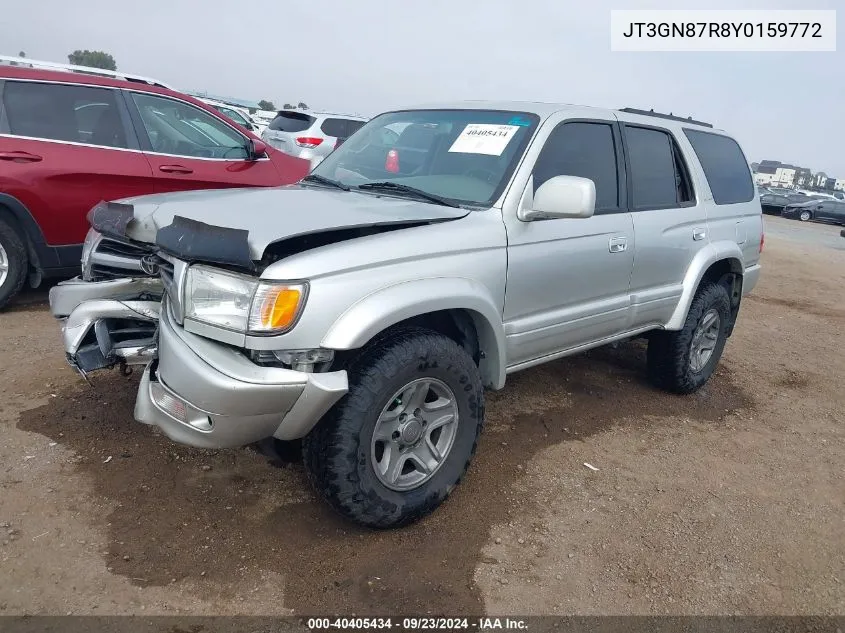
[159,164,193,174]
[608,236,628,253]
[693,227,707,241]
[0,151,42,163]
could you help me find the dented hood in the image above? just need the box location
[113,185,470,262]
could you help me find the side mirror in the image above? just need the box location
[519,175,596,221]
[247,138,268,160]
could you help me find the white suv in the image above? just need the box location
[261,110,367,166]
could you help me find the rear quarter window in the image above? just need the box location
[320,118,348,138]
[683,129,754,205]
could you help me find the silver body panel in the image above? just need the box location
[49,100,763,449]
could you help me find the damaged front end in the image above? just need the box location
[51,201,163,377]
[59,297,160,377]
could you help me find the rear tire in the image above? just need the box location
[0,218,28,310]
[647,282,731,394]
[303,327,484,528]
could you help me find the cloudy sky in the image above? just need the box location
[3,0,842,175]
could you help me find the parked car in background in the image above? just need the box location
[759,192,807,215]
[253,109,278,129]
[782,199,845,224]
[261,109,367,167]
[0,56,309,308]
[768,187,799,196]
[795,188,838,200]
[197,97,265,136]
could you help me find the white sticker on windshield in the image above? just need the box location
[448,124,520,156]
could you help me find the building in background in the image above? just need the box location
[813,172,829,187]
[794,167,812,187]
[753,160,798,187]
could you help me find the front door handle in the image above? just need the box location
[608,236,628,253]
[159,164,193,174]
[0,151,42,163]
[693,227,707,241]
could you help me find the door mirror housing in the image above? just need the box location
[519,175,596,221]
[247,138,268,160]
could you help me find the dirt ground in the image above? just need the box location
[0,216,842,616]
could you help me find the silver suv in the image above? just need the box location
[261,109,367,166]
[50,101,763,528]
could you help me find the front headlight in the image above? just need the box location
[80,228,102,279]
[184,265,306,335]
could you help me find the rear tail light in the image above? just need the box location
[759,231,765,253]
[385,149,399,173]
[295,137,324,148]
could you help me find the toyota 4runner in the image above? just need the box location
[49,102,763,528]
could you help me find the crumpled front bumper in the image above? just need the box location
[49,276,162,319]
[136,305,348,448]
[50,278,348,449]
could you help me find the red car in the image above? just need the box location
[0,61,309,308]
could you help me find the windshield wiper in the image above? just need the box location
[356,182,460,208]
[301,174,350,191]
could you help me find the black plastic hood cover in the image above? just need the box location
[87,201,135,239]
[155,216,254,270]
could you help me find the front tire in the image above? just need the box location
[0,218,28,310]
[303,327,484,528]
[799,210,812,222]
[647,282,731,394]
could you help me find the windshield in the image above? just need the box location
[309,109,540,206]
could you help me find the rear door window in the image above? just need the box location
[683,129,754,205]
[268,112,315,133]
[2,81,128,148]
[625,126,693,209]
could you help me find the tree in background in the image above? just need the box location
[297,102,308,109]
[257,99,276,111]
[68,50,117,70]
[283,103,294,109]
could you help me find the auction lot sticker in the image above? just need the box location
[449,124,519,156]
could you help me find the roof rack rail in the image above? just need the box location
[0,55,174,90]
[619,107,713,128]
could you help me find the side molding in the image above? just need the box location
[321,277,507,389]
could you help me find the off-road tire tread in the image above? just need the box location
[303,327,484,528]
[647,282,731,394]
[0,218,28,310]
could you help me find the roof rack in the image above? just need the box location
[619,107,713,128]
[0,55,173,90]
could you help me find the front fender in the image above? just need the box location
[666,241,744,330]
[321,277,507,389]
